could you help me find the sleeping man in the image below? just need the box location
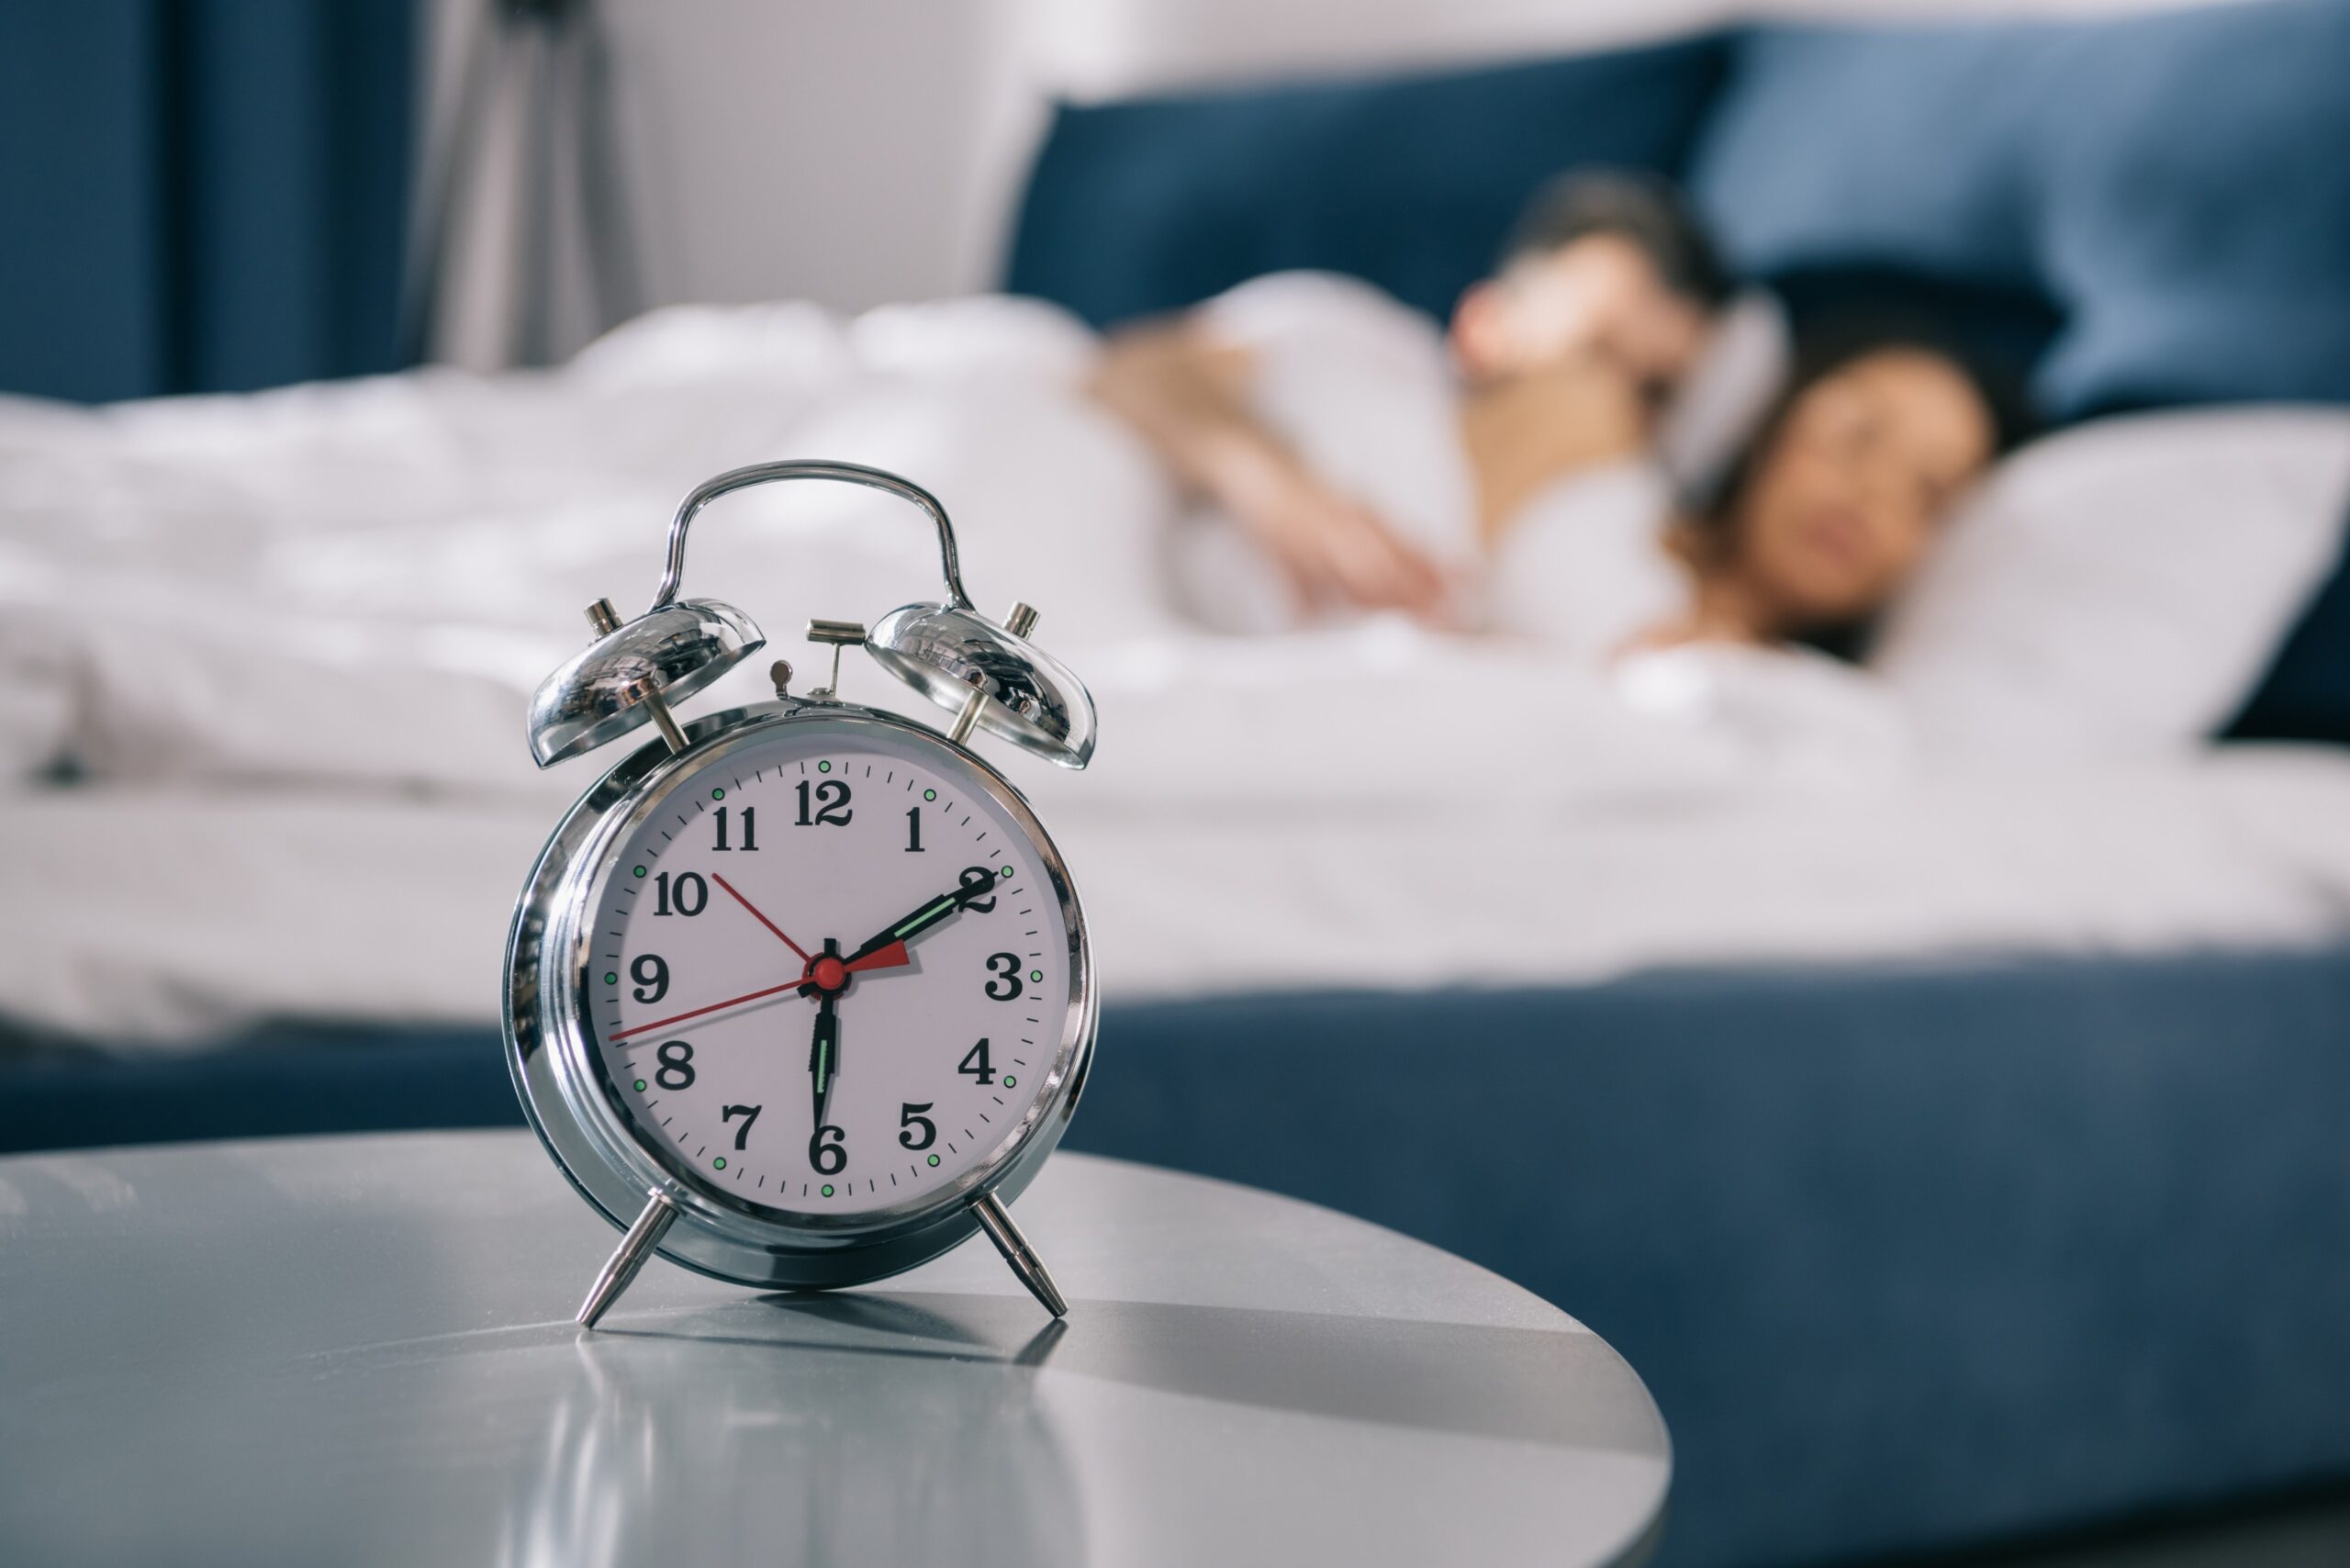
[1090,173,1731,629]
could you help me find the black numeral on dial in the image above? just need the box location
[632,954,669,1003]
[796,779,852,826]
[653,871,706,916]
[655,1039,694,1090]
[809,1124,847,1174]
[905,806,923,853]
[712,806,757,852]
[722,1103,761,1148]
[958,1037,995,1084]
[898,1102,936,1149]
[959,866,997,913]
[983,953,1024,1001]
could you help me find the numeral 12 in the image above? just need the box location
[798,780,852,825]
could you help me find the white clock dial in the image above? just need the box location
[583,722,1078,1217]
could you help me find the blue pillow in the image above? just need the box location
[1688,0,2350,420]
[1003,39,1729,330]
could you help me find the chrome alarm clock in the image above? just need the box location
[506,460,1098,1328]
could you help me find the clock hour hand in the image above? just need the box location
[847,867,1001,961]
[809,986,839,1132]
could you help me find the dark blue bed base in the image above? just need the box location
[6,945,2348,1568]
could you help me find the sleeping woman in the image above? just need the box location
[1567,322,2026,661]
[1090,173,2023,662]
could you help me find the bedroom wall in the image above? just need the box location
[420,0,1020,367]
[420,0,2252,367]
[1016,0,2239,92]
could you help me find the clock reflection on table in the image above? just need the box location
[493,1295,1080,1568]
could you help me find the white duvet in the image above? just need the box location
[3,297,2349,1047]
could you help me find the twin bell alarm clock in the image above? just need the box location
[505,460,1098,1327]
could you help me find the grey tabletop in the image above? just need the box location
[0,1132,1669,1568]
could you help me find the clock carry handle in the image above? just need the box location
[649,459,974,614]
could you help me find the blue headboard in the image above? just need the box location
[1003,0,2350,425]
[1687,0,2350,420]
[1002,37,1729,333]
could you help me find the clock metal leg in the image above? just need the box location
[971,1192,1068,1318]
[576,1189,678,1329]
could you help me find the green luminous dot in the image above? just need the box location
[926,1154,940,1167]
[923,789,936,801]
[1002,1075,1016,1089]
[713,1156,727,1170]
[603,972,618,986]
[1029,969,1043,984]
[999,865,1013,878]
[821,1182,835,1197]
[818,760,832,773]
[711,787,725,801]
[632,865,646,879]
[633,1079,646,1092]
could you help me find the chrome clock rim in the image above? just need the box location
[505,699,1096,1292]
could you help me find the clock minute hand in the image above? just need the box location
[847,869,999,961]
[809,987,839,1132]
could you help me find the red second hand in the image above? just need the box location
[610,978,810,1041]
[607,941,913,1043]
[711,873,811,965]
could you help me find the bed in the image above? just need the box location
[5,766,2349,1568]
[6,5,2350,1568]
[6,754,2350,1568]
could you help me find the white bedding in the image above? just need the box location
[5,296,2350,1048]
[7,745,2350,1048]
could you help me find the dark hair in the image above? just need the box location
[1502,170,1731,306]
[1704,313,2035,516]
[1695,313,2036,659]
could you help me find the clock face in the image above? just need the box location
[574,717,1081,1221]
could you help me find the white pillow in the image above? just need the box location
[1657,287,1790,508]
[1872,407,2350,757]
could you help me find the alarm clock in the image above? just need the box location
[506,460,1098,1328]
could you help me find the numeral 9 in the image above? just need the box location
[632,954,668,1003]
